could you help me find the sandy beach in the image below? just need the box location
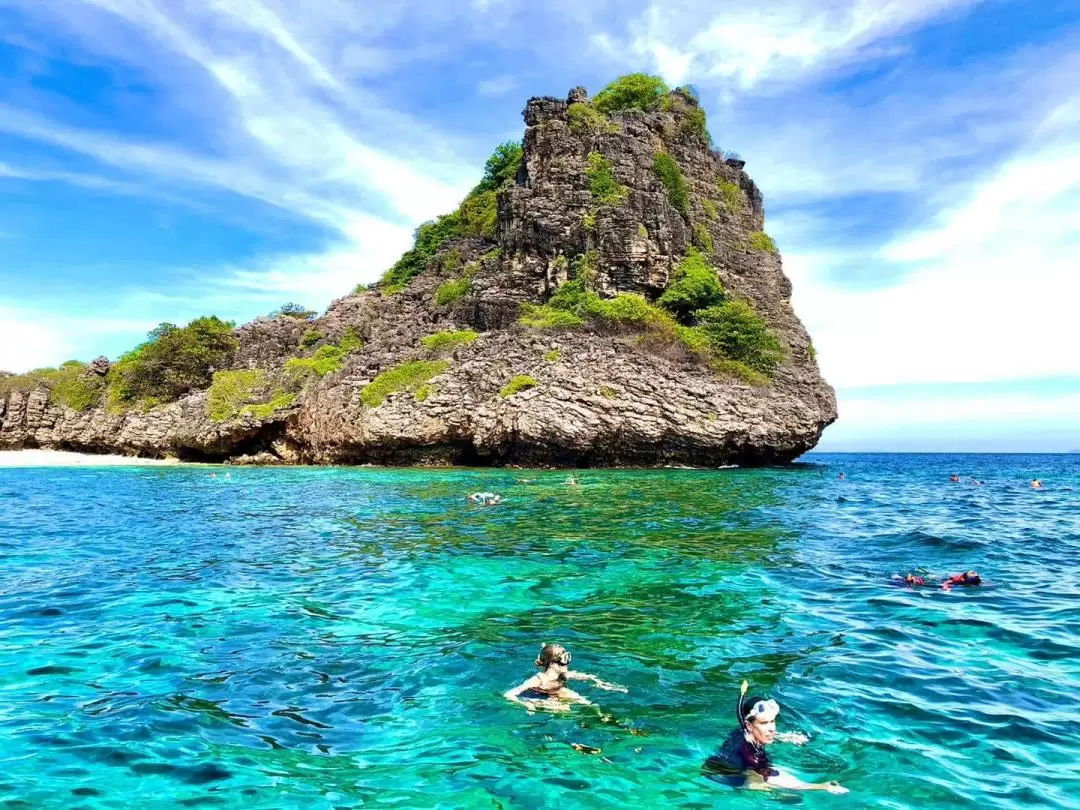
[0,449,182,467]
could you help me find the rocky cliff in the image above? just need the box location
[0,80,836,467]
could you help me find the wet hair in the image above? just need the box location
[535,643,572,669]
[963,570,981,584]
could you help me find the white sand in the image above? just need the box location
[0,449,182,467]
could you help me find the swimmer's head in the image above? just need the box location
[741,694,780,745]
[962,570,981,585]
[535,643,572,670]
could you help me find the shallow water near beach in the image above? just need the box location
[1,453,1078,808]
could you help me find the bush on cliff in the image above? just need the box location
[586,151,628,206]
[106,317,237,410]
[653,153,690,217]
[206,369,296,422]
[420,329,478,353]
[285,328,362,385]
[0,361,105,411]
[747,231,778,254]
[377,142,522,294]
[594,73,669,113]
[435,275,471,306]
[696,301,785,376]
[567,102,619,136]
[271,303,316,319]
[361,360,450,407]
[657,248,724,324]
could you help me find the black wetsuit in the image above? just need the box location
[704,729,776,780]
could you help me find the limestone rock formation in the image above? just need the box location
[0,82,836,466]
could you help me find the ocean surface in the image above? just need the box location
[1,453,1078,809]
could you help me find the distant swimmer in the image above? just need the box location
[940,570,982,590]
[891,570,982,590]
[1031,479,1043,489]
[969,478,985,485]
[467,492,502,506]
[837,472,846,480]
[703,681,847,794]
[949,474,961,483]
[565,475,580,486]
[504,643,627,715]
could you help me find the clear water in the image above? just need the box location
[1,454,1078,809]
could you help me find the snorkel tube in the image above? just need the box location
[737,679,749,731]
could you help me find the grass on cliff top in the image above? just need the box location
[206,369,296,422]
[594,74,669,113]
[371,142,521,295]
[0,361,106,412]
[420,329,478,354]
[361,360,450,408]
[500,374,538,398]
[567,102,620,136]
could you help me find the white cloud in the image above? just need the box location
[608,0,981,89]
[788,98,1080,389]
[0,303,155,372]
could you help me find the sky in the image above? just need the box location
[0,0,1077,452]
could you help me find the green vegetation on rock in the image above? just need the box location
[718,181,743,212]
[500,375,538,398]
[747,231,778,254]
[0,361,106,412]
[567,102,619,135]
[701,199,718,220]
[544,349,562,362]
[435,276,472,306]
[653,153,690,217]
[107,317,237,411]
[361,360,450,407]
[692,222,715,253]
[420,329,478,353]
[520,247,784,383]
[375,142,522,294]
[594,73,669,113]
[206,369,296,422]
[586,151,627,206]
[299,328,323,348]
[270,303,316,320]
[285,328,363,384]
[657,248,724,323]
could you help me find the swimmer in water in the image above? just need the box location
[466,492,502,506]
[704,681,847,794]
[504,643,627,714]
[837,472,846,480]
[949,474,961,483]
[940,570,982,590]
[1031,479,1043,489]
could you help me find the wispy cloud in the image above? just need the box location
[594,0,981,88]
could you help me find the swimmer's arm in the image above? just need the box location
[503,676,541,706]
[566,671,628,692]
[763,769,848,794]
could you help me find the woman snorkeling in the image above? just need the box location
[704,681,848,794]
[504,643,627,714]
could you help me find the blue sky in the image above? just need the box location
[0,0,1077,452]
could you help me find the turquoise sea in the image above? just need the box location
[1,453,1078,808]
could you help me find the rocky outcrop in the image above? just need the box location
[0,84,835,466]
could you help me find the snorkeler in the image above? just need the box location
[504,643,627,714]
[467,492,502,506]
[704,681,847,794]
[940,570,982,590]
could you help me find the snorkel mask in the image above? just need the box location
[737,680,780,731]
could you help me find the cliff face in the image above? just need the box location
[0,84,836,467]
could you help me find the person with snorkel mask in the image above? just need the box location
[704,681,848,794]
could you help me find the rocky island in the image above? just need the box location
[0,75,836,467]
